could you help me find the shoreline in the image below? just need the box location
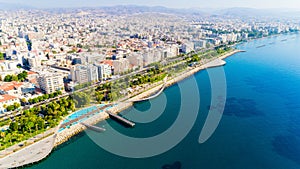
[54,49,244,146]
[0,49,244,168]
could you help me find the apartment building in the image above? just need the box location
[37,73,64,94]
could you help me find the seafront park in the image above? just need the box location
[0,6,299,169]
[0,48,243,168]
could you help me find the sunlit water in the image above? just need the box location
[28,33,300,169]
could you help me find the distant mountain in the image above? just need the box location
[91,6,300,18]
[0,2,35,10]
[0,4,299,19]
[92,5,208,16]
[212,7,300,18]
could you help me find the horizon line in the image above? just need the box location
[1,2,300,11]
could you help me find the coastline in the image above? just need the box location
[0,49,244,168]
[54,49,244,146]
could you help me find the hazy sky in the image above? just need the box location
[1,0,300,9]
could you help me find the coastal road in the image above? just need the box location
[0,134,55,169]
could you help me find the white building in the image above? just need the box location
[113,58,130,74]
[181,42,194,54]
[143,48,163,66]
[0,94,20,114]
[95,64,112,81]
[193,40,207,49]
[165,45,179,57]
[87,64,98,82]
[71,65,88,84]
[27,53,41,68]
[0,82,23,98]
[37,73,64,94]
[227,33,238,42]
[70,64,98,83]
[127,53,143,69]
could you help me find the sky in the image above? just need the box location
[1,0,300,9]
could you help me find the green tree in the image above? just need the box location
[26,121,34,134]
[0,53,4,60]
[36,117,45,130]
[49,93,54,98]
[96,93,104,103]
[21,98,27,104]
[43,94,49,100]
[13,102,20,109]
[11,75,18,81]
[33,98,38,104]
[4,75,12,82]
[9,122,19,131]
[5,133,12,145]
[6,105,15,111]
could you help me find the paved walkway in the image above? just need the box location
[0,134,55,169]
[0,128,55,158]
[0,50,242,168]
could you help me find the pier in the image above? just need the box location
[202,58,226,68]
[106,111,135,127]
[80,122,106,132]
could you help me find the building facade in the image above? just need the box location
[95,64,112,81]
[113,58,130,74]
[37,73,64,94]
[70,64,98,83]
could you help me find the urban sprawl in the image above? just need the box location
[0,7,299,153]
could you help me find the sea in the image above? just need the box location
[27,33,300,169]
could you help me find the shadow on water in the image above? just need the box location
[162,161,182,169]
[221,97,264,118]
[272,135,300,165]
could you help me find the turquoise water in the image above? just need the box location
[59,104,114,132]
[28,33,300,169]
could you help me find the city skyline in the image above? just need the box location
[1,0,300,9]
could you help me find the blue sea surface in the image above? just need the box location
[28,33,300,169]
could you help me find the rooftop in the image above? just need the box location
[0,82,23,92]
[0,94,17,103]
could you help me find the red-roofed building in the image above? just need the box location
[0,82,23,97]
[0,94,20,114]
[100,60,113,67]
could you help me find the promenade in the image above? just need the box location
[0,134,55,169]
[0,50,243,168]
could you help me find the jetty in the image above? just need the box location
[80,122,106,132]
[256,44,266,48]
[125,76,167,103]
[202,58,226,68]
[106,111,135,127]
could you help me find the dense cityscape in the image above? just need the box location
[0,5,300,169]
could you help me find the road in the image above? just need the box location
[0,47,213,122]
